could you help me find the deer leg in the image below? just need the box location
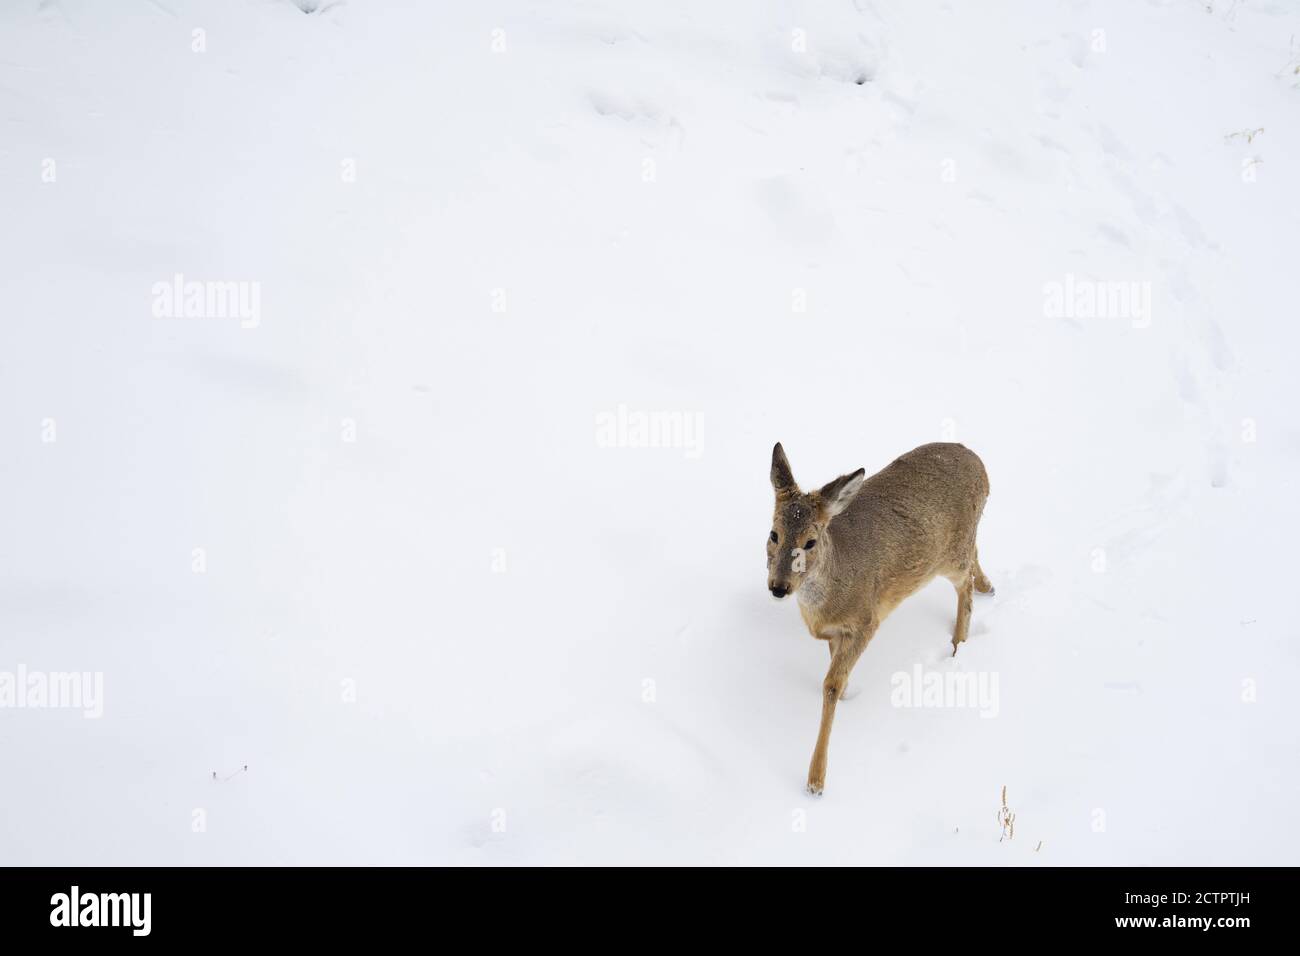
[950,574,973,656]
[826,635,863,700]
[825,636,858,699]
[973,546,994,595]
[806,624,873,795]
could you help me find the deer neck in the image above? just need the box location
[797,528,838,610]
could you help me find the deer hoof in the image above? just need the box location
[805,781,824,797]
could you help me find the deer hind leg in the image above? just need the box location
[972,545,994,595]
[807,624,874,795]
[948,571,974,656]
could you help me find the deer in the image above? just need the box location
[765,441,993,795]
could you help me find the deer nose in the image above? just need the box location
[770,584,789,599]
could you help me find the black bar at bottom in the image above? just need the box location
[0,867,1275,941]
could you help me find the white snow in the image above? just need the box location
[1,0,1298,864]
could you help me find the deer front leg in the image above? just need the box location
[827,635,861,700]
[806,624,873,795]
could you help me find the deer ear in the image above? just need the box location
[819,469,866,518]
[771,442,797,494]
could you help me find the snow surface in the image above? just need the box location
[1,0,1298,865]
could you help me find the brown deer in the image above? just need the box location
[765,442,993,795]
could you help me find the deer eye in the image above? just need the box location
[804,540,816,550]
[769,531,778,543]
